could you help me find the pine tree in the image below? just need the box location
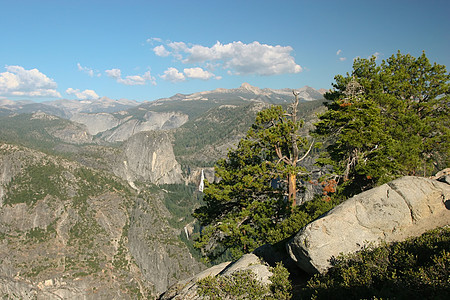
[315,51,449,196]
[193,94,313,261]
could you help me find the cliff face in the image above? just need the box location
[0,143,203,299]
[115,131,184,185]
[68,110,188,142]
[70,112,121,135]
[128,194,204,295]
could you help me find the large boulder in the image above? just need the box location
[159,253,272,300]
[286,176,450,274]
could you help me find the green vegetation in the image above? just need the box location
[0,113,92,154]
[173,103,259,166]
[5,161,66,206]
[0,114,61,151]
[4,156,131,207]
[0,114,121,171]
[25,223,56,243]
[74,167,132,201]
[302,227,450,299]
[193,102,319,262]
[159,183,203,228]
[22,261,58,277]
[315,51,449,196]
[197,262,292,300]
[173,99,326,168]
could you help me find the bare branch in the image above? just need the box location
[236,216,250,228]
[297,139,315,163]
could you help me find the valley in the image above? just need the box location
[0,84,326,298]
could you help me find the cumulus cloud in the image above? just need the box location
[66,88,99,100]
[167,41,188,52]
[153,45,170,57]
[105,68,121,79]
[105,68,156,86]
[160,67,216,82]
[77,63,101,77]
[154,40,302,76]
[160,67,185,82]
[183,67,214,80]
[339,57,347,61]
[0,65,61,97]
[336,49,342,55]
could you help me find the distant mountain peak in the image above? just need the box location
[317,88,329,95]
[239,82,261,94]
[240,82,253,89]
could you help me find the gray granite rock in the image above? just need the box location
[287,176,450,274]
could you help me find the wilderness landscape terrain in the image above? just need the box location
[0,84,327,298]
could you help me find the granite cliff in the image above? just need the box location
[0,143,203,298]
[114,130,184,186]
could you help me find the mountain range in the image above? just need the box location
[0,83,327,298]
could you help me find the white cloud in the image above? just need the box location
[153,45,170,57]
[189,41,302,75]
[146,37,163,44]
[105,68,122,79]
[167,41,188,52]
[337,50,346,61]
[156,40,302,76]
[77,63,101,77]
[160,67,185,82]
[183,67,214,80]
[66,88,99,100]
[105,68,156,86]
[0,65,61,98]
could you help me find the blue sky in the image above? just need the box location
[1,0,449,102]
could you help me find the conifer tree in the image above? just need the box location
[193,94,312,261]
[315,51,449,196]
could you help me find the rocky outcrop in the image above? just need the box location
[70,112,121,135]
[185,167,215,186]
[43,120,93,145]
[115,131,184,185]
[128,195,205,296]
[70,110,188,142]
[287,176,450,274]
[100,111,188,142]
[0,276,80,299]
[160,254,272,300]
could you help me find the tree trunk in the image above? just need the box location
[288,172,296,207]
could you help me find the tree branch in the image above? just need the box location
[297,139,315,163]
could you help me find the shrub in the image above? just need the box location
[197,262,292,299]
[302,227,450,299]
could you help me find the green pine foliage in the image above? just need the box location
[193,104,317,262]
[314,51,449,196]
